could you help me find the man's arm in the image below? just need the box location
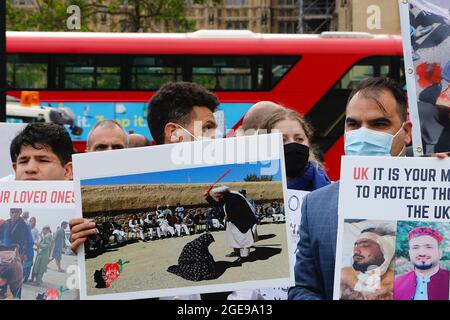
[288,196,325,300]
[204,192,219,206]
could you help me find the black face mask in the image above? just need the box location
[284,143,310,178]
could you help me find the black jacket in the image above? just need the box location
[206,191,256,234]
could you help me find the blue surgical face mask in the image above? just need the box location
[344,125,404,156]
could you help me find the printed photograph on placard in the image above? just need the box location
[258,189,309,300]
[334,156,450,300]
[0,181,78,300]
[339,219,397,300]
[400,0,450,154]
[77,156,291,298]
[0,208,77,300]
[393,221,450,300]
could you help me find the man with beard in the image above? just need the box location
[204,186,257,263]
[394,227,449,300]
[2,208,34,284]
[340,228,395,300]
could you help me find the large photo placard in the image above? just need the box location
[0,181,78,300]
[399,0,450,155]
[334,156,450,300]
[258,189,308,300]
[73,134,294,300]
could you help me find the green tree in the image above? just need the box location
[87,0,221,32]
[7,0,221,32]
[7,0,91,31]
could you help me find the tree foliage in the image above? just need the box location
[7,0,91,31]
[7,0,221,32]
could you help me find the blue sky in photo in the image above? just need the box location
[81,160,282,186]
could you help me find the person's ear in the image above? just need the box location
[164,122,183,144]
[64,162,73,181]
[12,162,17,172]
[403,120,413,145]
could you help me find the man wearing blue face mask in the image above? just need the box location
[343,80,412,157]
[288,77,413,300]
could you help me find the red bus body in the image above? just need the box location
[6,31,404,180]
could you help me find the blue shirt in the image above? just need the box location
[414,273,431,300]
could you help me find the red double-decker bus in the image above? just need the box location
[6,30,404,180]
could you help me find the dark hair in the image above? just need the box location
[10,123,73,165]
[360,227,395,237]
[347,77,407,122]
[147,82,219,144]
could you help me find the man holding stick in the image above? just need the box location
[204,186,257,263]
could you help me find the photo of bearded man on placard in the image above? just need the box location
[340,221,396,300]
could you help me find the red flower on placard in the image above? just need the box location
[94,259,129,289]
[103,262,121,288]
[36,286,70,300]
[416,63,442,88]
[45,289,61,300]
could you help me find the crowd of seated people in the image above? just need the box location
[84,201,285,253]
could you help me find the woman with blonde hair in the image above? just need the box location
[259,108,330,191]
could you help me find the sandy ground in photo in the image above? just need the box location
[81,182,283,214]
[84,223,289,297]
[21,254,78,300]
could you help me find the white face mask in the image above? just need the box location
[178,125,212,142]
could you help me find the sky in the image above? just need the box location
[81,160,282,186]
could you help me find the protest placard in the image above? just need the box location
[0,181,78,300]
[259,189,308,300]
[334,156,450,300]
[73,134,294,300]
[399,0,450,155]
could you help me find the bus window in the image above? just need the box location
[191,56,252,90]
[256,64,265,90]
[271,55,299,87]
[97,66,121,89]
[334,57,395,90]
[96,56,121,89]
[306,56,404,156]
[336,65,375,90]
[7,54,48,89]
[55,55,121,89]
[130,56,182,89]
[380,65,390,77]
